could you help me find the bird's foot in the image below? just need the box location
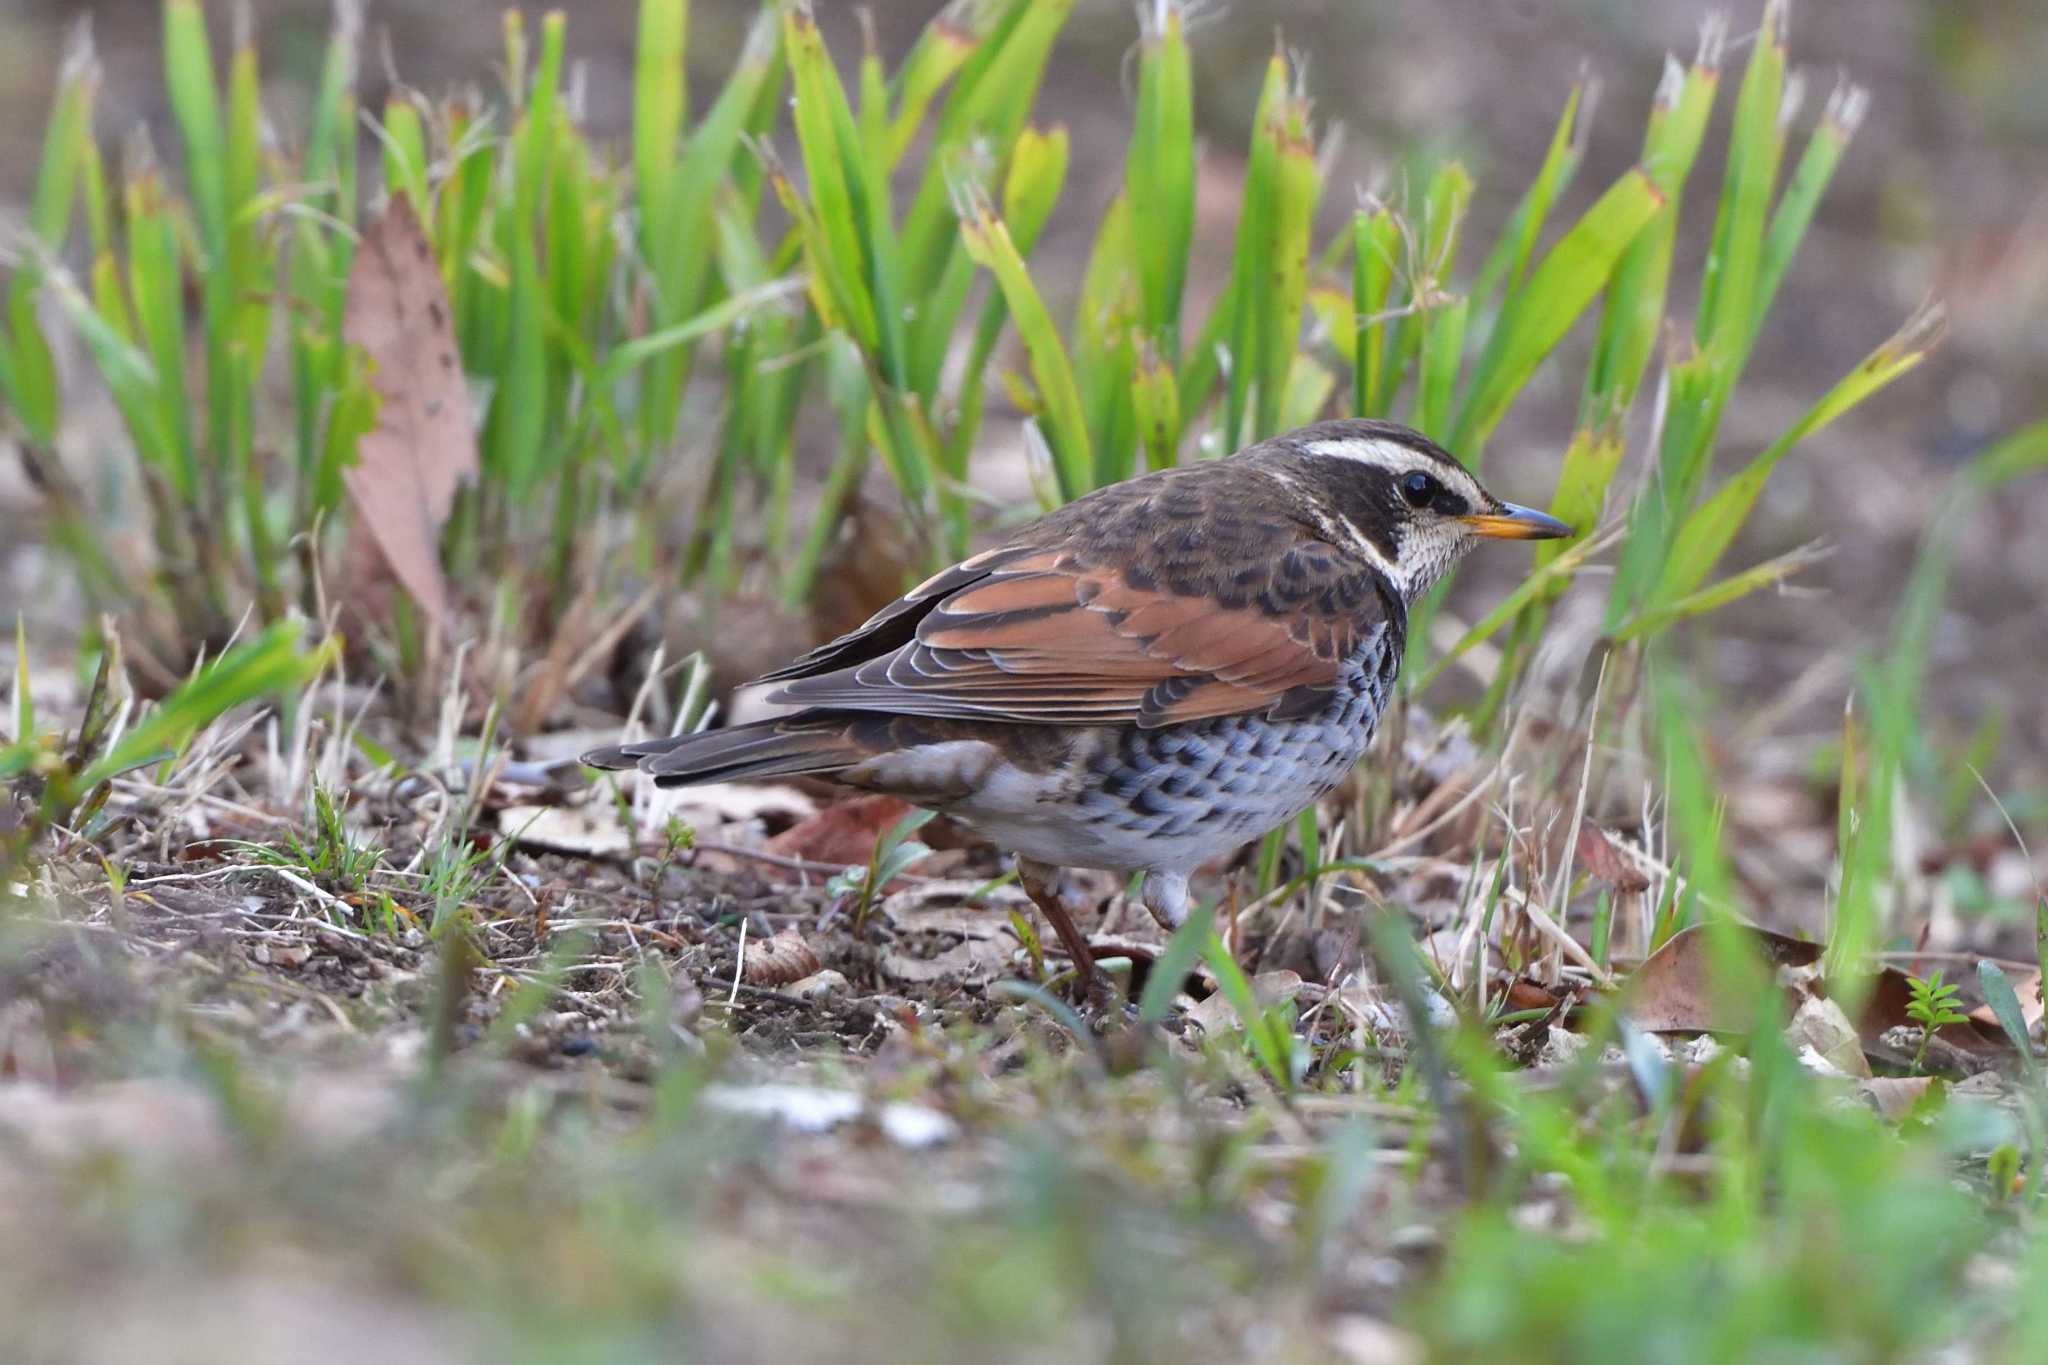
[1016,856,1124,1018]
[1139,870,1192,933]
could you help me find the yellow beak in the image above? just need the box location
[1459,501,1574,540]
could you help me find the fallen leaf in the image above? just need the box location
[1855,1075,1940,1123]
[1788,994,1871,1079]
[1576,824,1652,894]
[1187,970,1303,1036]
[656,780,817,833]
[499,804,633,858]
[881,937,1017,988]
[786,969,849,1001]
[1968,967,2045,1036]
[1861,966,2010,1058]
[341,193,478,630]
[744,927,823,986]
[1499,976,1574,1015]
[1619,924,1821,1034]
[877,880,1028,987]
[766,794,917,866]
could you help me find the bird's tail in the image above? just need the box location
[581,719,867,787]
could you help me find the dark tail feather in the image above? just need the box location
[581,720,865,787]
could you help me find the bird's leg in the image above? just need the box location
[1015,856,1108,1008]
[1138,871,1190,932]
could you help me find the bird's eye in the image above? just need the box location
[1400,471,1439,509]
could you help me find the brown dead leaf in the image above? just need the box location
[786,969,849,1001]
[766,794,917,867]
[498,804,633,858]
[1968,967,2045,1036]
[1619,924,1821,1034]
[1788,994,1872,1078]
[743,928,823,987]
[1187,970,1304,1036]
[341,193,478,629]
[1500,976,1576,1016]
[1856,1075,1940,1123]
[1623,927,2021,1079]
[1863,966,2010,1057]
[877,880,1027,988]
[1576,824,1652,894]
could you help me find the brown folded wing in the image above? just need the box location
[765,540,1391,729]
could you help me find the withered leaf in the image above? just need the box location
[1788,993,1871,1078]
[1856,1075,1941,1124]
[765,794,918,867]
[877,881,1026,988]
[1186,970,1303,1036]
[1576,824,1653,894]
[1862,966,2010,1057]
[1620,924,1821,1034]
[341,193,477,629]
[1968,966,2045,1036]
[743,927,823,987]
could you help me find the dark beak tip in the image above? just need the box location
[1465,502,1575,541]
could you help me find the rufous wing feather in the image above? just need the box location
[767,532,1391,729]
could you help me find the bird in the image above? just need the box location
[583,418,1571,1004]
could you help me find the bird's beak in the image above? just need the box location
[1460,501,1574,540]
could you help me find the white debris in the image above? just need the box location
[700,1082,959,1148]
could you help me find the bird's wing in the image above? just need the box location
[765,538,1396,730]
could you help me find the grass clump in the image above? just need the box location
[0,0,1943,708]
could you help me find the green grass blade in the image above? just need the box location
[1470,79,1589,311]
[783,8,879,350]
[79,623,335,791]
[377,98,432,235]
[1971,417,2048,491]
[1535,423,1624,577]
[1218,50,1289,446]
[1414,296,1468,443]
[163,0,227,264]
[899,0,1071,295]
[1,28,95,444]
[12,617,31,742]
[599,278,802,389]
[1613,542,1829,641]
[1352,206,1400,415]
[634,0,686,230]
[1695,0,1789,361]
[1653,303,1945,606]
[1451,168,1664,456]
[1410,528,1611,692]
[887,14,976,168]
[956,184,1092,501]
[1128,0,1195,359]
[1253,92,1319,441]
[1132,342,1180,472]
[1750,79,1868,361]
[1583,36,1720,422]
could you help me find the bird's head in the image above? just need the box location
[1254,418,1574,602]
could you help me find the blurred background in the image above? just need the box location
[2,0,2044,767]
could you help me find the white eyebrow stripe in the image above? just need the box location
[1300,436,1488,512]
[1299,437,1469,480]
